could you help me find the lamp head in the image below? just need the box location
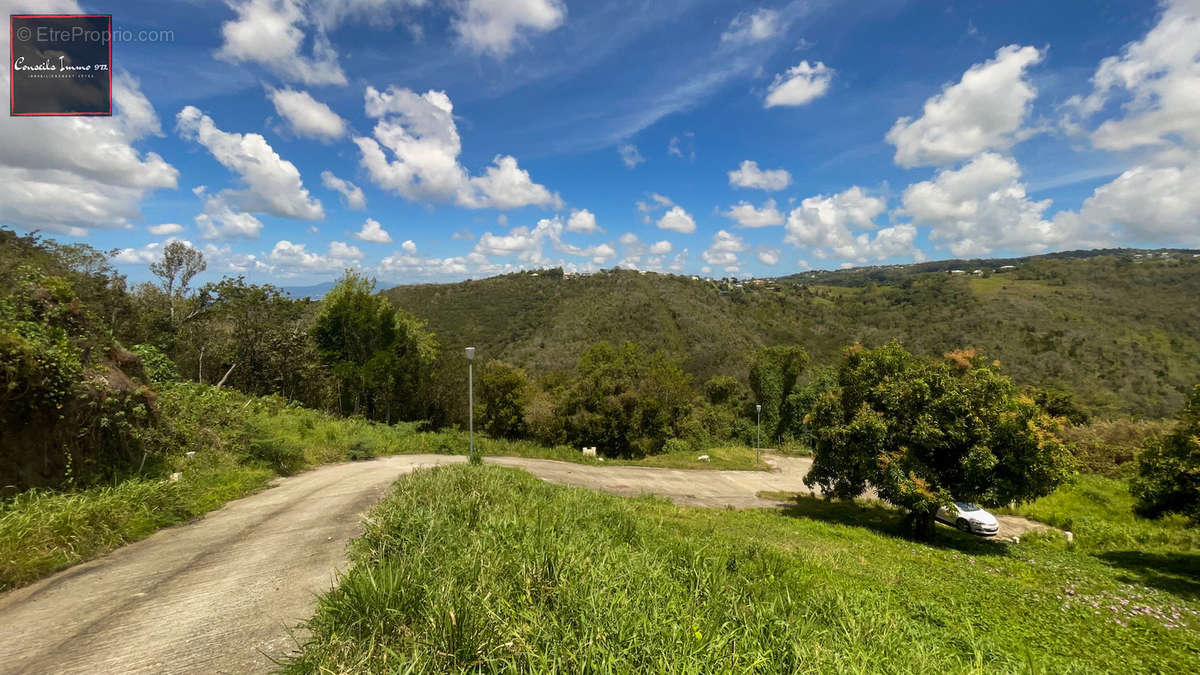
[756,404,761,413]
[465,347,475,361]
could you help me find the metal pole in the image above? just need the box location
[756,404,761,464]
[466,346,476,462]
[468,359,474,461]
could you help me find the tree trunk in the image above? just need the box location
[215,363,236,388]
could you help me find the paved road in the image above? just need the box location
[0,454,1045,674]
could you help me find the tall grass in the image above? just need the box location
[287,466,1200,674]
[1003,474,1199,554]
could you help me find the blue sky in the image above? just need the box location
[2,0,1198,287]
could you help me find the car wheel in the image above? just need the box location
[956,519,971,533]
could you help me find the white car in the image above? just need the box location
[936,502,999,536]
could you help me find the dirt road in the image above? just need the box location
[0,454,1048,674]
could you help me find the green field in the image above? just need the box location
[286,465,1200,673]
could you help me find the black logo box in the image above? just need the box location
[10,14,112,116]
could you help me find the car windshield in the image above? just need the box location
[955,502,981,512]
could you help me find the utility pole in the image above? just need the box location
[756,403,762,465]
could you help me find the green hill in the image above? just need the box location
[382,249,1200,419]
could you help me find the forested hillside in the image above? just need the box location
[383,251,1200,418]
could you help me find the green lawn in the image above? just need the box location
[286,465,1200,674]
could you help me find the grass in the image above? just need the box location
[287,465,1200,674]
[0,383,764,591]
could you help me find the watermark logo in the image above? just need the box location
[10,14,113,116]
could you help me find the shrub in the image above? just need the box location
[1131,384,1200,524]
[130,344,179,384]
[662,437,693,455]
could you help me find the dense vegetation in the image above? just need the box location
[287,465,1200,673]
[382,250,1200,418]
[804,343,1073,535]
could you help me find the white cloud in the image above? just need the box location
[268,239,365,276]
[1049,0,1200,247]
[177,106,324,220]
[0,28,177,234]
[657,206,697,233]
[473,216,616,265]
[899,153,1071,257]
[765,61,833,108]
[567,208,601,233]
[354,218,393,243]
[401,239,418,254]
[354,86,560,209]
[330,241,365,260]
[650,240,672,254]
[721,8,782,44]
[216,0,347,85]
[619,144,645,168]
[148,224,185,236]
[886,45,1044,167]
[757,249,780,265]
[702,229,748,266]
[113,239,185,265]
[270,88,347,141]
[452,0,566,57]
[321,171,367,209]
[723,199,785,227]
[728,160,792,191]
[194,196,266,240]
[784,186,914,262]
[619,232,639,246]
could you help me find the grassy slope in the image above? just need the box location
[287,465,1200,674]
[383,254,1200,418]
[0,385,764,591]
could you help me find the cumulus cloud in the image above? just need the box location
[270,88,347,141]
[1051,0,1200,246]
[452,0,566,57]
[113,239,189,265]
[784,186,914,262]
[886,45,1044,167]
[721,8,782,44]
[473,216,617,265]
[401,239,417,254]
[268,239,365,276]
[765,61,833,108]
[722,199,785,227]
[321,171,367,209]
[354,218,393,243]
[899,153,1075,257]
[354,86,560,209]
[757,249,780,265]
[728,160,791,191]
[701,229,748,266]
[650,240,673,254]
[177,106,324,221]
[618,144,645,168]
[194,196,266,240]
[148,223,185,236]
[0,9,177,235]
[216,0,347,85]
[657,206,697,233]
[567,208,601,233]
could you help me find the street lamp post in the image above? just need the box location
[466,347,476,462]
[755,404,762,464]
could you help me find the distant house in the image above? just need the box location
[949,269,966,275]
[972,269,984,276]
[998,265,1016,271]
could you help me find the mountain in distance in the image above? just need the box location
[281,281,339,299]
[381,249,1200,419]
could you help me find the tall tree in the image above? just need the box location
[479,360,530,439]
[149,241,206,323]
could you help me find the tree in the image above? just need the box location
[310,271,435,422]
[479,360,530,439]
[1131,384,1200,524]
[149,241,206,323]
[558,341,694,458]
[748,345,808,443]
[803,342,1074,537]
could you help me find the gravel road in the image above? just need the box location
[0,453,1049,674]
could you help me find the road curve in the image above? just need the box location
[0,453,1043,674]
